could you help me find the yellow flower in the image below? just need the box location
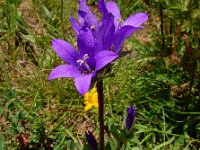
[84,87,98,111]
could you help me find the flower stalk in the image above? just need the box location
[97,80,104,150]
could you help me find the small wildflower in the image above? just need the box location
[125,106,136,131]
[84,87,98,111]
[85,130,98,150]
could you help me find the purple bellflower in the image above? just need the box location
[98,0,148,30]
[49,0,148,95]
[48,28,118,95]
[85,130,98,150]
[98,0,148,53]
[125,106,136,131]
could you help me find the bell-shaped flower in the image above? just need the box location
[98,0,148,30]
[98,0,148,53]
[85,130,98,150]
[48,27,118,95]
[125,106,136,131]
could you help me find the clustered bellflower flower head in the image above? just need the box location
[48,0,148,95]
[85,130,98,150]
[125,106,136,131]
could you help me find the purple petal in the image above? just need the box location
[78,10,98,28]
[124,13,148,27]
[112,25,140,53]
[52,39,79,64]
[70,16,79,35]
[48,65,81,80]
[87,15,98,27]
[77,27,95,57]
[106,1,121,30]
[74,73,93,95]
[78,1,98,27]
[95,13,115,52]
[95,50,118,71]
[101,13,115,50]
[106,1,121,19]
[79,0,90,13]
[78,10,86,26]
[98,0,108,15]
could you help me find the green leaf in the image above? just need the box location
[152,137,175,150]
[22,34,36,43]
[0,134,5,150]
[42,5,52,19]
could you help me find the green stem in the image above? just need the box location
[97,80,104,150]
[165,109,200,115]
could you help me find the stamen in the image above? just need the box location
[83,54,89,60]
[77,54,92,72]
[90,25,96,31]
[84,62,92,72]
[110,44,115,51]
[117,18,124,27]
[77,54,89,65]
[77,59,84,66]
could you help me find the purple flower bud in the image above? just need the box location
[85,131,98,150]
[125,106,136,131]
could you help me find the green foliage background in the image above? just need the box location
[0,0,200,149]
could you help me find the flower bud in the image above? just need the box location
[85,130,98,150]
[125,106,136,131]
